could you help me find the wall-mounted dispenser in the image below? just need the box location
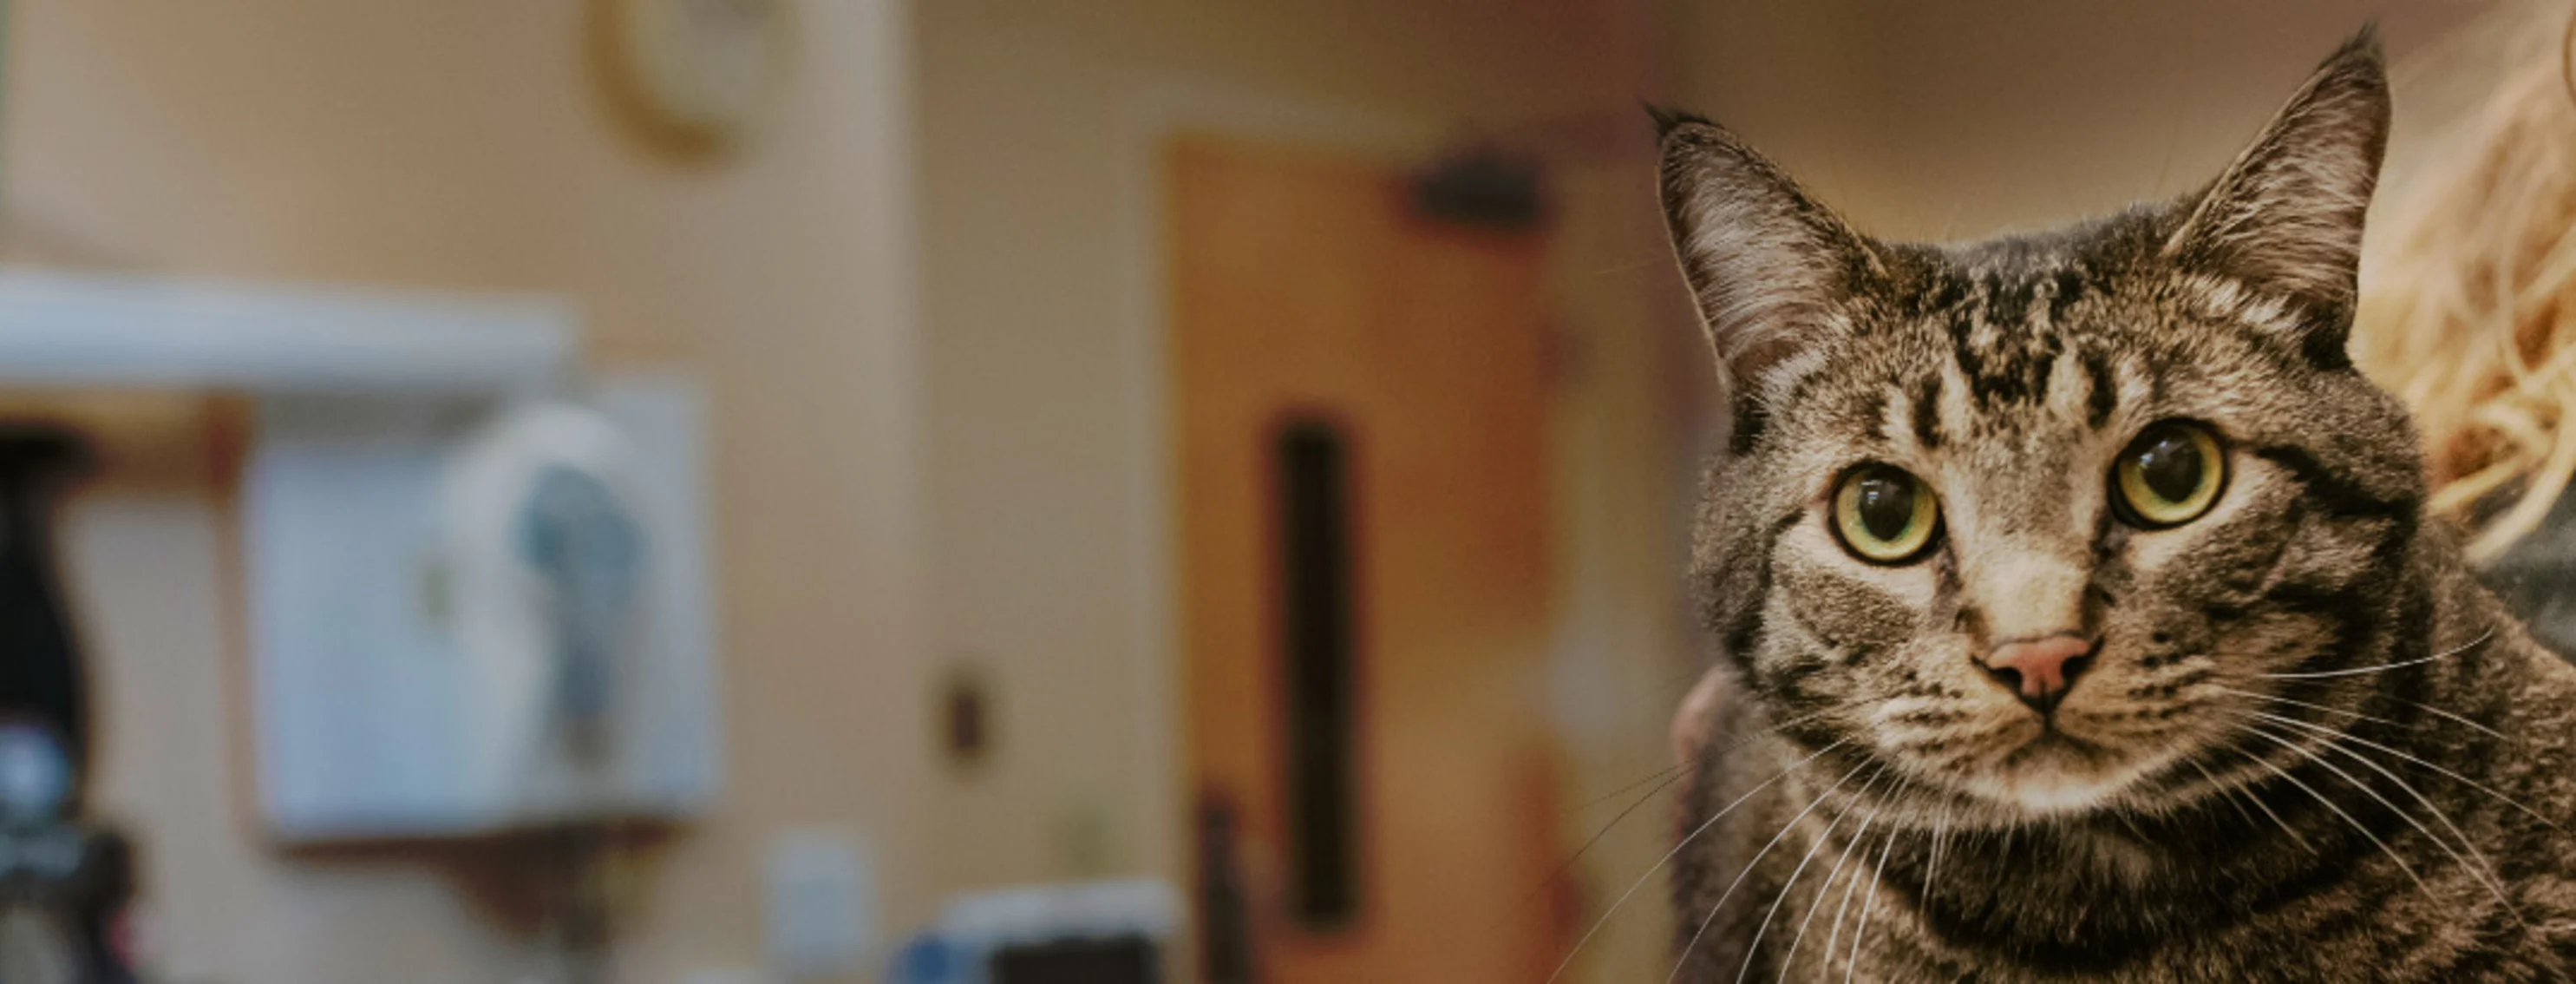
[0,267,722,843]
[245,378,720,840]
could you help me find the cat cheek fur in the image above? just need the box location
[1661,29,2576,982]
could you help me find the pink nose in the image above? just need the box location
[1982,633,2094,712]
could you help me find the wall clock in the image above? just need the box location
[593,0,794,158]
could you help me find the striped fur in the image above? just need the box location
[1659,30,2576,982]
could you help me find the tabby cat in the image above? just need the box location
[1657,31,2576,982]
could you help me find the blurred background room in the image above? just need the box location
[0,1,2507,981]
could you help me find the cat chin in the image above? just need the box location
[1953,737,2175,818]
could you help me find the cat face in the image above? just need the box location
[1665,35,2424,823]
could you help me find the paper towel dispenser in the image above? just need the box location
[244,377,721,840]
[0,266,713,840]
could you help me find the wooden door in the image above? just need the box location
[1171,137,1566,984]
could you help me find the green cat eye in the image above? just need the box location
[2114,421,2226,528]
[1833,464,1940,563]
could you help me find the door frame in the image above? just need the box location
[1110,84,1448,927]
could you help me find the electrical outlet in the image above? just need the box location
[765,828,874,977]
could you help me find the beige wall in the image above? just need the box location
[1662,0,2477,242]
[912,1,1696,981]
[8,2,928,981]
[3,1,1707,982]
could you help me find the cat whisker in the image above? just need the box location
[2110,806,2155,843]
[2393,696,2512,742]
[2215,686,2411,731]
[1734,767,1884,984]
[1544,738,1852,984]
[2214,685,2513,744]
[2249,709,2564,831]
[1844,834,1896,984]
[2253,626,2497,680]
[2240,722,2523,924]
[2276,723,2530,927]
[2225,731,2437,902]
[1817,816,1882,983]
[1670,759,1876,984]
[1519,767,1684,930]
[1774,821,1867,983]
[1527,701,1883,961]
[1787,776,1901,984]
[1572,697,1876,815]
[2187,755,2312,853]
[1568,760,1689,815]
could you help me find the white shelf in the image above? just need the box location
[0,267,578,394]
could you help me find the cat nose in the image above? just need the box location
[1980,633,2095,714]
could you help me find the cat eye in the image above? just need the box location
[1832,464,1940,564]
[2112,420,2226,528]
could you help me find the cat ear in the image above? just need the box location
[1656,110,1880,390]
[2165,30,2389,356]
